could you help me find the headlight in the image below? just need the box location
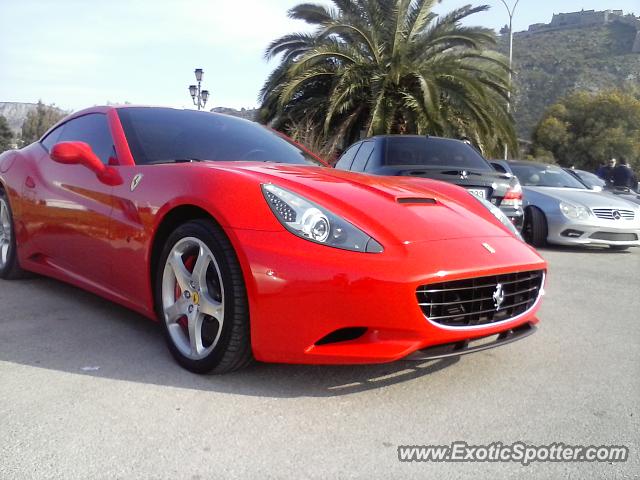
[472,194,523,241]
[262,184,384,253]
[559,202,590,220]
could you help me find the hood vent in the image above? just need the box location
[397,197,437,205]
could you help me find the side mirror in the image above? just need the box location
[50,142,122,186]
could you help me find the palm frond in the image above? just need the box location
[259,0,517,151]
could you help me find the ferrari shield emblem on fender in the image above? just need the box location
[130,174,144,192]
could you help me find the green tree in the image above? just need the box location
[286,117,334,162]
[0,115,13,152]
[20,101,66,145]
[532,90,640,171]
[259,0,517,158]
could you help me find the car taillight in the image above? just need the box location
[502,184,523,208]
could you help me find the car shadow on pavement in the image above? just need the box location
[0,276,459,398]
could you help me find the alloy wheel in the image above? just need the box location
[0,199,12,269]
[161,237,225,361]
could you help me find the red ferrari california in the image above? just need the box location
[0,106,547,373]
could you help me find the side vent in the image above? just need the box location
[315,328,368,346]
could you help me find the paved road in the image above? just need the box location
[1,246,638,479]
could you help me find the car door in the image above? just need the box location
[28,113,117,288]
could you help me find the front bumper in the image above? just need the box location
[228,229,546,364]
[546,212,640,247]
[404,322,537,361]
[499,205,525,232]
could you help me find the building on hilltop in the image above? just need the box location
[550,9,626,28]
[528,9,630,31]
[525,9,640,53]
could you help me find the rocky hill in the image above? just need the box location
[0,102,39,135]
[500,10,640,139]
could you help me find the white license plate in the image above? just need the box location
[467,188,487,199]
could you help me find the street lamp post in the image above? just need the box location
[188,68,210,111]
[499,0,520,160]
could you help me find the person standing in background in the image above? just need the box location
[596,158,616,182]
[609,158,638,191]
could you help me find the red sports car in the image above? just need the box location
[0,106,547,374]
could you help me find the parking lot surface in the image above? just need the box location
[1,246,638,479]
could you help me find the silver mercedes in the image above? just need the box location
[508,161,640,251]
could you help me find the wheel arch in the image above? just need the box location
[0,177,16,213]
[147,203,254,315]
[525,204,546,217]
[149,204,217,295]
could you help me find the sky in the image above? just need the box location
[1,0,638,113]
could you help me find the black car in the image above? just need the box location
[335,135,524,230]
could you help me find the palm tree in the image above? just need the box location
[259,0,517,157]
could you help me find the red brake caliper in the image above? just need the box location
[175,255,197,334]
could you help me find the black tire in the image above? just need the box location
[524,207,548,248]
[154,219,253,374]
[0,189,27,280]
[609,245,629,251]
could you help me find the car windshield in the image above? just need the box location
[384,137,493,171]
[575,170,605,188]
[117,107,323,166]
[510,163,587,189]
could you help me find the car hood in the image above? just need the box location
[524,186,640,209]
[207,162,515,244]
[605,190,640,206]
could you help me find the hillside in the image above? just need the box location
[211,107,257,121]
[500,20,640,139]
[0,102,259,140]
[0,102,39,135]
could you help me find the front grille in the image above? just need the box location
[417,271,544,328]
[592,208,635,221]
[590,232,638,242]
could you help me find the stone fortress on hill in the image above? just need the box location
[526,9,640,53]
